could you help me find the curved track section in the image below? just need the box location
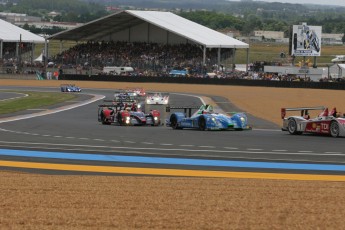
[0,86,344,180]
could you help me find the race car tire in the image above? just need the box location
[170,114,179,129]
[198,116,206,131]
[118,114,123,126]
[287,118,302,135]
[330,121,340,137]
[101,113,110,125]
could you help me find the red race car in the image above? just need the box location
[98,100,160,126]
[281,106,345,137]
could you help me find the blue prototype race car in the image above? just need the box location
[166,104,251,131]
[60,84,82,92]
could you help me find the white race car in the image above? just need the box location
[146,92,169,105]
[281,106,345,137]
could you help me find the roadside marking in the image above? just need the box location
[142,142,154,145]
[1,160,345,181]
[0,94,105,123]
[1,148,345,173]
[0,92,28,102]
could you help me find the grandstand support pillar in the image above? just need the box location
[31,43,35,65]
[232,48,236,70]
[44,36,48,74]
[217,48,221,71]
[203,46,206,70]
[246,48,249,72]
[0,40,3,59]
[16,42,19,58]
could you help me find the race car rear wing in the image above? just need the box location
[166,105,201,117]
[281,106,325,119]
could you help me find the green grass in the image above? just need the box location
[236,43,345,66]
[0,91,77,115]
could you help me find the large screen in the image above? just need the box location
[291,23,322,57]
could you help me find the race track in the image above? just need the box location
[1,86,345,179]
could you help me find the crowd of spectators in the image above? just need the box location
[52,41,234,77]
[2,40,345,82]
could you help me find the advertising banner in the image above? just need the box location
[291,23,322,57]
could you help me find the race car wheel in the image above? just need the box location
[101,113,110,125]
[198,116,206,131]
[330,121,340,137]
[118,114,123,126]
[170,115,179,129]
[287,118,301,135]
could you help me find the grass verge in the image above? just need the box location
[0,91,77,115]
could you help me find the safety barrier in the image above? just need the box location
[58,74,345,90]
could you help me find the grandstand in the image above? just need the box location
[48,10,249,75]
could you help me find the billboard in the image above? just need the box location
[291,23,322,57]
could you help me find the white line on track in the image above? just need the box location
[0,93,105,123]
[0,92,28,102]
[0,140,343,157]
[224,147,238,150]
[325,152,342,154]
[142,142,154,145]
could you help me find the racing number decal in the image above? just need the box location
[321,123,329,130]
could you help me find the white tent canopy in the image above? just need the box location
[34,53,43,62]
[338,64,345,70]
[0,19,45,43]
[49,10,248,49]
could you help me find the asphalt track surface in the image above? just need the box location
[1,86,345,180]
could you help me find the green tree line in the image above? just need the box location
[1,0,345,36]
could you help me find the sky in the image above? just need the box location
[229,0,345,7]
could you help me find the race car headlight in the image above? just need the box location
[240,117,246,124]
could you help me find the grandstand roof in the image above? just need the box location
[0,19,45,43]
[49,10,249,49]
